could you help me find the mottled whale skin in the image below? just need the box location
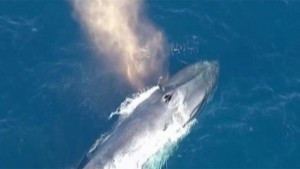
[77,61,219,169]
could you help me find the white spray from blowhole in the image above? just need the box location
[72,0,168,89]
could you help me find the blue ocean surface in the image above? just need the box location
[0,0,300,168]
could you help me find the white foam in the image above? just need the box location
[109,86,159,119]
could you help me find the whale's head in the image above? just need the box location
[76,61,219,169]
[159,61,219,122]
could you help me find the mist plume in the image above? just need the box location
[72,0,168,89]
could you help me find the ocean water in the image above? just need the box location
[1,0,300,168]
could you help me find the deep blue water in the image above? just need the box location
[1,0,300,168]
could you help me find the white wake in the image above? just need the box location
[109,86,159,119]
